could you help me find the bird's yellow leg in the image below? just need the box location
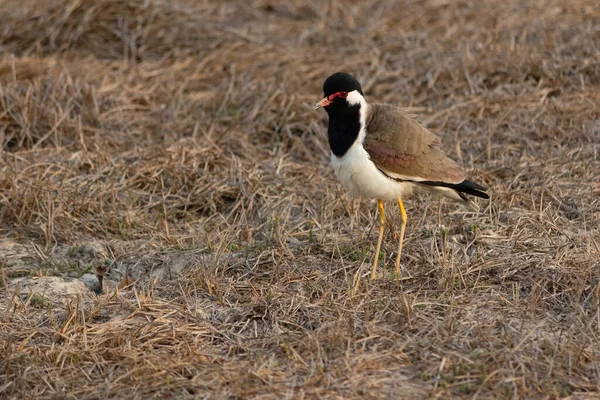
[395,197,407,280]
[371,199,385,280]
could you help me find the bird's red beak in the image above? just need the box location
[313,97,331,110]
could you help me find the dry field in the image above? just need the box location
[1,0,599,398]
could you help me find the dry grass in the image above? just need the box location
[1,0,599,398]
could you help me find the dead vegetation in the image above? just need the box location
[0,0,599,398]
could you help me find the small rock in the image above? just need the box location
[79,273,102,294]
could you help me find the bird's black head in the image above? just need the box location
[323,72,363,97]
[313,72,364,113]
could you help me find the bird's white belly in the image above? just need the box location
[330,144,415,201]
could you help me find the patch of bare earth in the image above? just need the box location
[1,0,599,398]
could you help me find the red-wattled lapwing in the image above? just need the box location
[314,72,489,279]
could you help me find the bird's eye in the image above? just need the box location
[327,91,349,101]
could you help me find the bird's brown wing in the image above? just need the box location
[363,103,465,184]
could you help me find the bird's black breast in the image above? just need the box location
[326,105,361,157]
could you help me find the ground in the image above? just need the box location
[1,0,599,398]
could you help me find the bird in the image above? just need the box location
[313,72,489,280]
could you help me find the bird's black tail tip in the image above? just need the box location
[419,179,489,199]
[454,179,489,199]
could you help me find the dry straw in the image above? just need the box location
[1,0,599,398]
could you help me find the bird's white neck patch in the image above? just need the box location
[345,90,365,107]
[345,90,369,143]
